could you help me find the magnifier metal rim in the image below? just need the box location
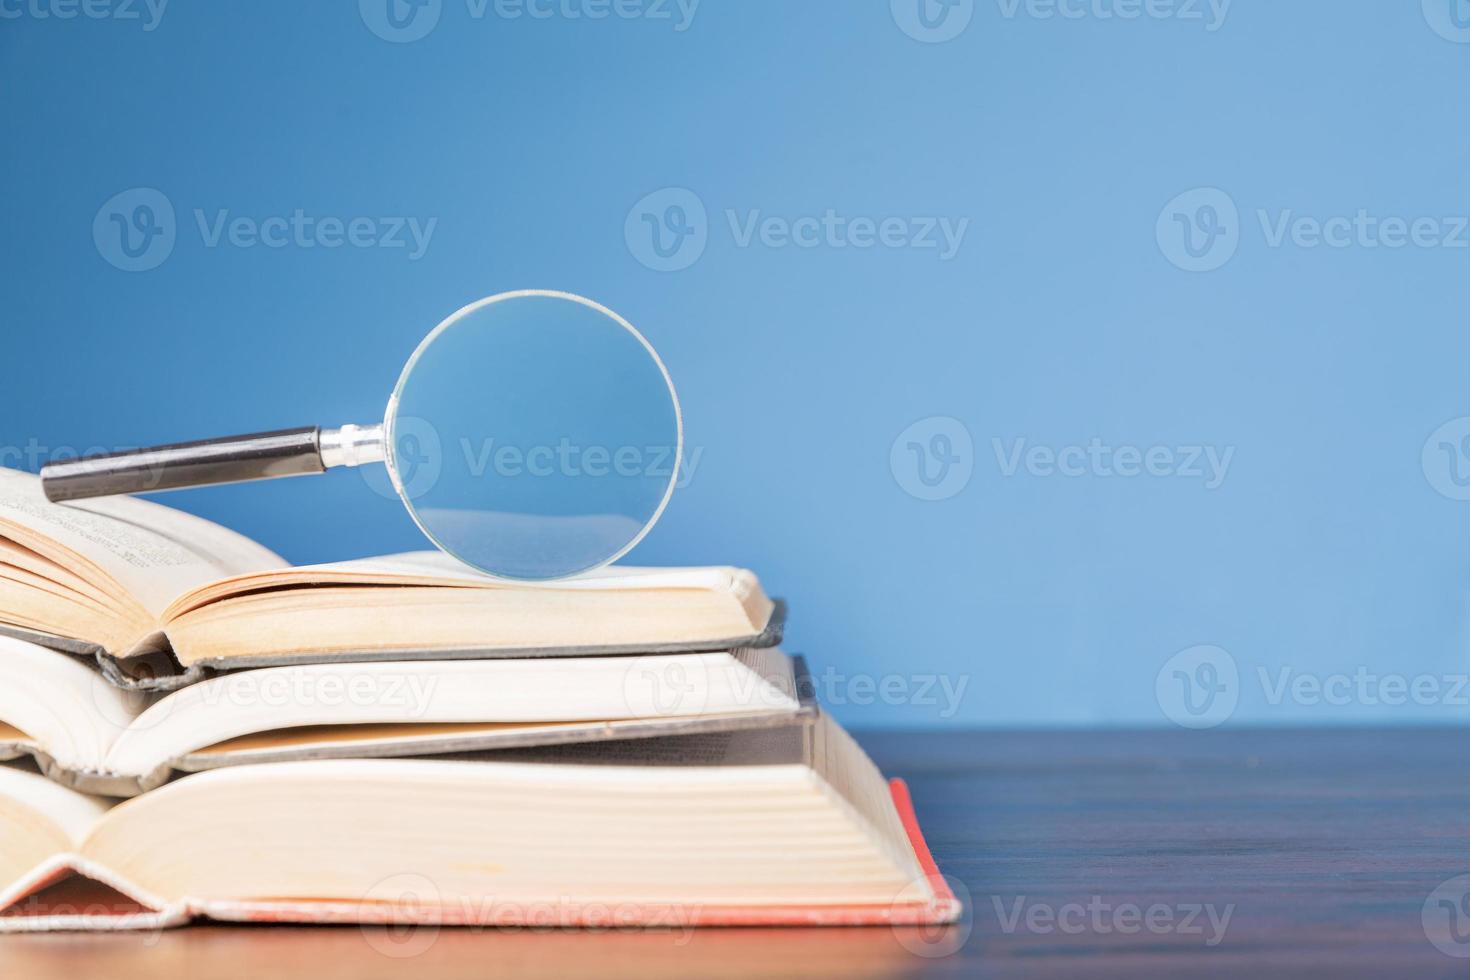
[382,288,684,580]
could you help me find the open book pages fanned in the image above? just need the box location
[0,635,814,796]
[0,468,781,689]
[0,717,961,931]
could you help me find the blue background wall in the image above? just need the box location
[4,1,1470,728]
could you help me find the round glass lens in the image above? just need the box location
[386,291,682,580]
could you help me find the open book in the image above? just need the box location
[0,469,780,688]
[0,635,813,796]
[0,717,961,931]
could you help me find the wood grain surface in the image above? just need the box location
[4,728,1469,979]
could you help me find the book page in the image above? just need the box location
[102,652,783,777]
[0,768,114,918]
[0,636,149,771]
[0,469,286,618]
[161,550,761,623]
[280,551,750,591]
[458,725,808,768]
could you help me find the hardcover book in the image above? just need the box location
[0,468,781,691]
[0,636,815,796]
[0,717,961,932]
[0,468,961,933]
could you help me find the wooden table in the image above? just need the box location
[3,728,1467,978]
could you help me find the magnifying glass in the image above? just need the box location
[39,290,683,581]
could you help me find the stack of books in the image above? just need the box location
[0,467,958,932]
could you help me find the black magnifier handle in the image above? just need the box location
[39,424,385,503]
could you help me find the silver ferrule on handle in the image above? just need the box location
[320,423,387,468]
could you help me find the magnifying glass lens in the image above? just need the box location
[387,292,682,580]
